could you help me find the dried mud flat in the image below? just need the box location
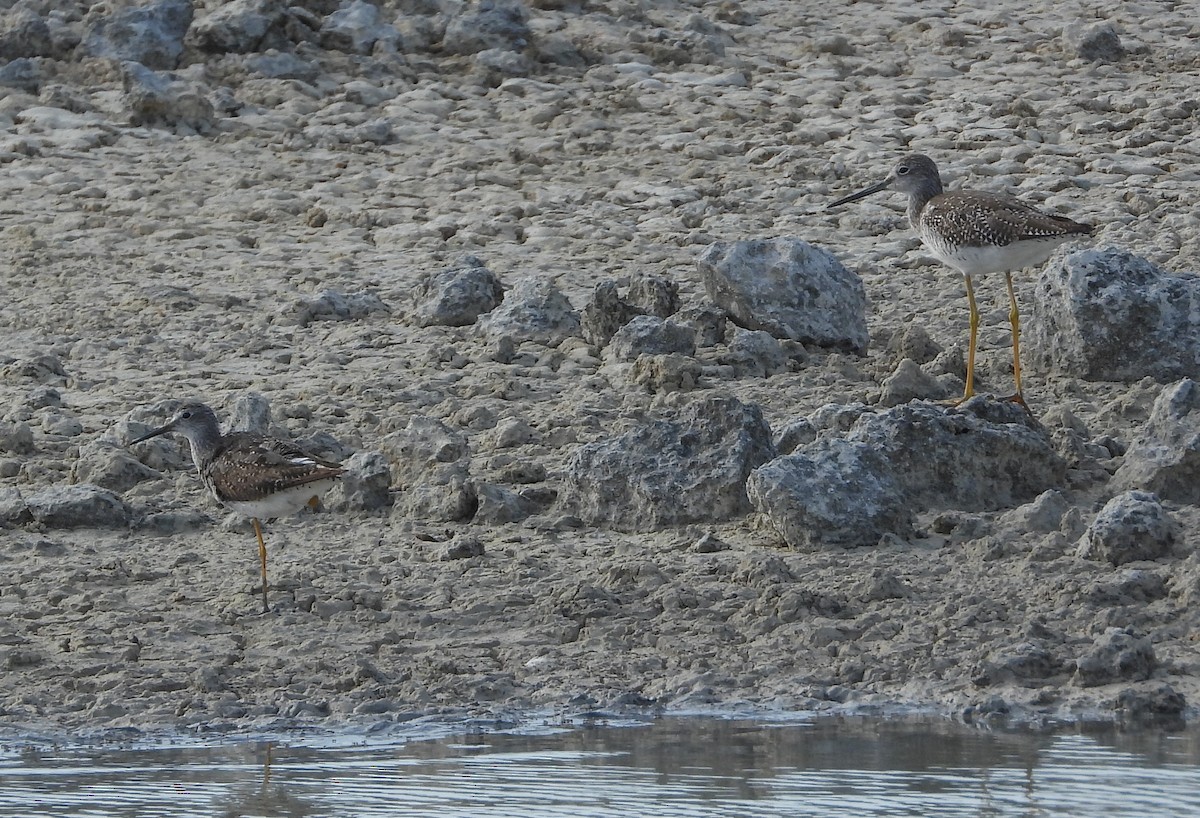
[1,0,1199,738]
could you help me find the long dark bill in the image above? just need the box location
[827,178,892,209]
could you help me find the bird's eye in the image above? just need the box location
[181,411,192,419]
[897,165,910,175]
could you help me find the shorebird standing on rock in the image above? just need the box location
[827,153,1093,408]
[130,401,346,613]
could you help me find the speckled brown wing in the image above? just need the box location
[203,432,346,504]
[923,191,1093,248]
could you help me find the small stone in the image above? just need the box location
[26,484,131,529]
[1073,629,1156,687]
[412,255,503,328]
[1076,490,1175,565]
[439,535,485,561]
[1062,21,1124,62]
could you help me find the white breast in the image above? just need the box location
[920,231,1070,277]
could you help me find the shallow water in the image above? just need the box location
[2,715,1199,817]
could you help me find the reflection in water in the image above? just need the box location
[1,716,1199,817]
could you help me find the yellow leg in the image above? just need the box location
[1005,272,1030,411]
[253,517,269,613]
[963,274,979,401]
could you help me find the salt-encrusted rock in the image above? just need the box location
[630,354,702,393]
[1027,249,1199,382]
[412,255,503,328]
[579,275,679,347]
[438,534,484,561]
[1076,491,1176,565]
[748,439,914,549]
[1116,683,1186,724]
[846,399,1066,511]
[673,304,727,348]
[723,327,790,378]
[750,399,1065,548]
[1062,21,1124,62]
[320,0,396,54]
[285,288,389,326]
[559,395,776,531]
[228,392,272,435]
[188,0,287,54]
[81,0,193,70]
[381,416,475,522]
[0,421,34,454]
[476,277,580,346]
[1086,568,1168,606]
[1073,629,1156,687]
[973,641,1063,686]
[698,238,868,354]
[878,357,953,406]
[328,451,393,513]
[26,484,131,529]
[999,489,1070,534]
[472,482,539,524]
[442,0,530,56]
[0,8,55,61]
[122,62,215,132]
[1111,379,1200,504]
[0,487,31,526]
[0,58,39,92]
[70,440,161,492]
[606,315,695,362]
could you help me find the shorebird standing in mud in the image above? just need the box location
[828,153,1093,409]
[130,401,345,613]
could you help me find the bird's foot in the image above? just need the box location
[1000,391,1034,415]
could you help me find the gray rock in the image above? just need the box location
[1112,379,1200,504]
[0,487,31,526]
[189,0,287,54]
[0,421,34,454]
[974,641,1063,686]
[412,255,503,328]
[1086,568,1168,606]
[0,8,54,60]
[472,482,538,524]
[81,0,193,70]
[1115,683,1186,724]
[1000,489,1070,534]
[698,238,868,354]
[559,395,776,531]
[122,62,215,132]
[629,354,702,393]
[1073,629,1156,687]
[229,392,272,435]
[26,484,131,529]
[750,399,1066,548]
[70,440,161,492]
[846,399,1066,512]
[1027,249,1199,383]
[606,315,696,362]
[748,439,914,549]
[243,50,320,81]
[321,0,396,54]
[1077,491,1176,565]
[329,451,394,513]
[0,57,40,92]
[579,275,679,347]
[723,327,793,378]
[878,357,953,406]
[1062,21,1124,62]
[286,288,389,326]
[774,418,816,454]
[476,277,580,346]
[442,0,530,56]
[673,303,727,348]
[438,534,484,561]
[381,416,475,522]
